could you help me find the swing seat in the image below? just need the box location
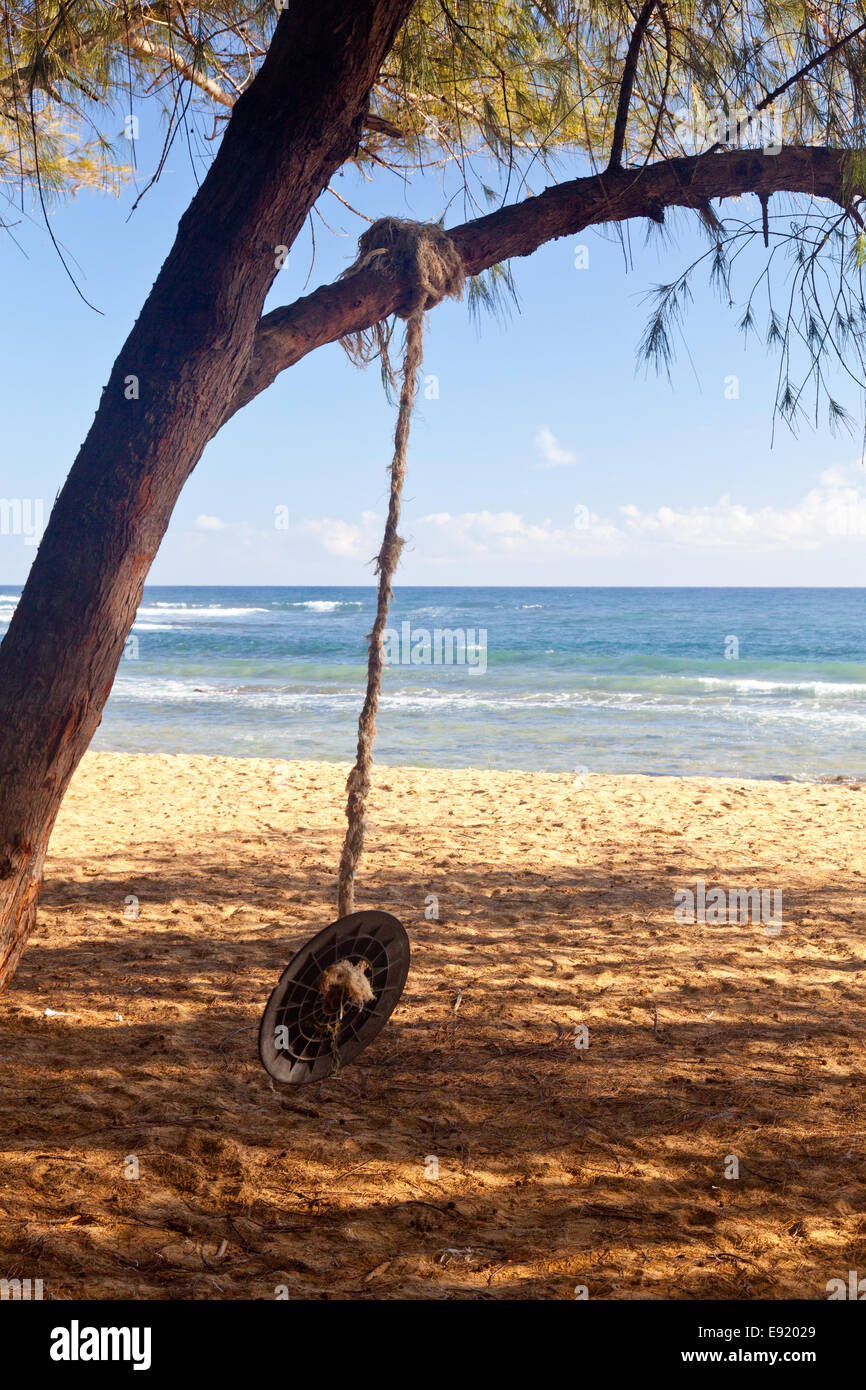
[258,909,410,1084]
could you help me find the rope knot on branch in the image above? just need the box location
[340,218,465,375]
[345,216,465,317]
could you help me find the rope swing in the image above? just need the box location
[336,218,465,916]
[258,220,462,1085]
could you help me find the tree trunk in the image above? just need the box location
[0,0,416,992]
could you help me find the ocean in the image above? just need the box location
[1,586,863,779]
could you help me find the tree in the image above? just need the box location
[0,1,603,207]
[0,0,418,986]
[2,0,866,990]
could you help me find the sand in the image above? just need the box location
[0,752,864,1300]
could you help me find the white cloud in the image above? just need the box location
[416,507,620,559]
[820,466,848,485]
[618,464,866,549]
[410,462,866,566]
[301,516,363,558]
[534,424,577,468]
[151,462,866,584]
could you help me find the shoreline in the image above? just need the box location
[84,747,866,786]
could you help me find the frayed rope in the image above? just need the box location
[337,220,464,917]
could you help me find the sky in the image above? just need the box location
[1,98,865,588]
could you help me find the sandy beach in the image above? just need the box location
[0,751,864,1299]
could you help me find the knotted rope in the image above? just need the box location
[337,219,464,917]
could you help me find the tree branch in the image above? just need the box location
[127,34,235,108]
[705,17,866,156]
[365,111,407,138]
[608,0,658,171]
[126,35,410,137]
[1,26,410,139]
[752,16,866,114]
[226,144,855,423]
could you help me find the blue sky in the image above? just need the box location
[1,102,865,587]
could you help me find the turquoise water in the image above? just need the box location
[1,586,864,777]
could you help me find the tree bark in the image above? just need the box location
[0,0,417,992]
